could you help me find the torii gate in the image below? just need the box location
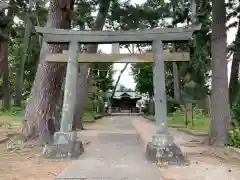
[35,24,200,159]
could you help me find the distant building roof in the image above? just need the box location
[112,91,141,99]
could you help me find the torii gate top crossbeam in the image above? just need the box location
[35,25,201,44]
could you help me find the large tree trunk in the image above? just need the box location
[0,40,10,109]
[72,65,91,130]
[23,0,74,142]
[15,0,33,107]
[72,0,110,129]
[209,0,231,147]
[172,62,181,102]
[0,0,14,110]
[229,18,240,107]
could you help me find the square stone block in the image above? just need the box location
[42,140,84,159]
[146,142,189,166]
[42,131,84,159]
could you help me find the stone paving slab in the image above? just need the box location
[56,117,161,180]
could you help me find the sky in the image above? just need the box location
[97,0,238,90]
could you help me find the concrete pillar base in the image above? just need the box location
[146,134,189,166]
[151,133,173,147]
[42,131,84,159]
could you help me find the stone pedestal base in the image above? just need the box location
[42,140,84,159]
[146,133,189,166]
[146,142,188,166]
[42,131,84,159]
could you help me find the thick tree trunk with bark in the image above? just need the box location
[0,1,14,110]
[209,0,231,147]
[23,0,74,142]
[229,18,240,106]
[0,40,10,109]
[72,0,110,129]
[15,0,33,107]
[72,65,91,130]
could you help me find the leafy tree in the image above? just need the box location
[132,63,153,96]
[95,63,114,95]
[132,0,211,104]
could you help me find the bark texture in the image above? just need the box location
[15,1,33,107]
[209,0,231,147]
[23,0,74,142]
[72,65,91,130]
[0,40,10,109]
[172,62,181,102]
[72,0,110,129]
[0,1,13,109]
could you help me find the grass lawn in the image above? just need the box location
[0,109,23,126]
[168,115,210,132]
[146,113,211,133]
[0,108,102,125]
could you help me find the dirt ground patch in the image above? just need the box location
[0,146,70,180]
[0,116,110,180]
[0,119,100,180]
[0,116,11,121]
[0,124,70,180]
[0,115,21,122]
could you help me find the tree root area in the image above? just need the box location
[0,130,71,180]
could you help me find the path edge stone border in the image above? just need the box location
[177,128,208,136]
[141,115,240,162]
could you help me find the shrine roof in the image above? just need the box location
[112,91,141,99]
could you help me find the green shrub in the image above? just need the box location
[231,103,240,125]
[229,88,240,147]
[227,127,240,148]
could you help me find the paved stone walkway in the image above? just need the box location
[56,116,161,180]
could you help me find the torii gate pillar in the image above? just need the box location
[152,40,170,142]
[146,39,187,165]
